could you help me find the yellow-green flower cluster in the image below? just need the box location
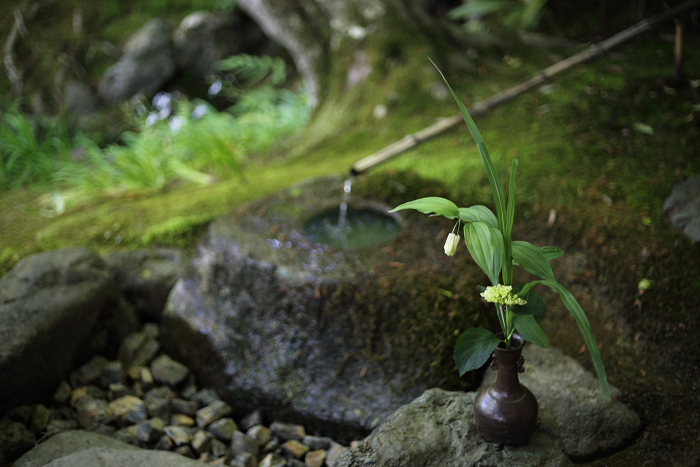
[480,284,526,306]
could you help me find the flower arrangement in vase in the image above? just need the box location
[391,62,610,444]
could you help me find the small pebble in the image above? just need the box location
[303,435,332,450]
[107,395,147,426]
[230,453,256,467]
[170,397,198,416]
[280,439,309,459]
[52,380,72,404]
[154,434,173,451]
[210,438,228,458]
[108,382,133,400]
[174,445,195,458]
[208,417,237,441]
[258,453,287,467]
[239,409,262,430]
[151,354,189,387]
[76,399,112,428]
[246,424,272,445]
[134,417,165,443]
[164,425,193,446]
[144,396,171,421]
[191,429,214,455]
[269,421,306,441]
[112,426,136,444]
[305,449,327,467]
[171,413,196,427]
[232,430,260,457]
[192,388,220,407]
[100,360,124,387]
[196,400,232,427]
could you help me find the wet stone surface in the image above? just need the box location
[160,175,494,439]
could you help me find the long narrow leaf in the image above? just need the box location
[506,159,517,235]
[513,245,564,265]
[430,59,506,230]
[512,240,555,281]
[390,197,460,219]
[541,279,611,398]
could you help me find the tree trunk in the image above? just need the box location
[236,0,472,109]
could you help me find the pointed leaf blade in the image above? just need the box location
[541,279,611,398]
[454,328,501,376]
[512,240,555,281]
[513,245,564,265]
[390,197,460,219]
[468,205,499,229]
[430,59,506,227]
[513,313,550,348]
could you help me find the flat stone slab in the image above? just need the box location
[0,248,128,413]
[334,388,573,467]
[664,173,700,242]
[480,344,641,460]
[13,430,206,467]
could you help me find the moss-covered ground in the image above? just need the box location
[2,5,700,463]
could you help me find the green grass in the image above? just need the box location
[1,34,699,287]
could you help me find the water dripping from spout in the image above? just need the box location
[338,178,353,229]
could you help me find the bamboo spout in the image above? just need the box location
[349,0,700,176]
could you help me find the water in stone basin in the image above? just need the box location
[303,177,400,249]
[303,207,400,249]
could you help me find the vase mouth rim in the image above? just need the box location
[495,333,526,351]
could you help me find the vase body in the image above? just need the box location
[474,333,538,445]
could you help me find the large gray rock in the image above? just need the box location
[334,388,572,467]
[98,19,176,102]
[663,173,700,242]
[62,80,100,117]
[12,430,204,467]
[160,175,492,441]
[0,247,138,413]
[479,344,641,460]
[0,417,35,466]
[172,11,241,75]
[105,248,184,322]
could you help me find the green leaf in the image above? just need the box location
[511,284,547,323]
[540,279,611,398]
[462,205,498,229]
[513,313,550,348]
[512,240,555,281]
[458,207,482,223]
[512,246,563,265]
[465,222,503,286]
[430,60,506,232]
[390,197,460,219]
[539,246,564,261]
[454,328,502,376]
[447,1,518,20]
[506,159,517,237]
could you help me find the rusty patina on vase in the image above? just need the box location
[474,333,538,445]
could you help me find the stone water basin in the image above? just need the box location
[160,174,493,441]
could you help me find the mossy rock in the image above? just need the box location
[161,172,494,441]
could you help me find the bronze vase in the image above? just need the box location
[474,333,538,445]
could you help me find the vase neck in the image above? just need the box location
[492,345,525,398]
